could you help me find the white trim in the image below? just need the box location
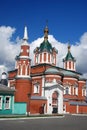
[76,105,79,114]
[46,75,60,78]
[78,81,86,83]
[4,96,11,110]
[42,76,45,96]
[69,86,71,94]
[0,96,2,109]
[16,75,30,78]
[73,87,74,95]
[76,87,78,95]
[25,65,27,75]
[19,56,29,59]
[63,77,77,81]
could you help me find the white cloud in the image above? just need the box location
[30,34,87,76]
[0,26,20,71]
[0,26,87,78]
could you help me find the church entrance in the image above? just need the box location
[52,91,58,113]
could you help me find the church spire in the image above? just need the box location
[44,25,49,41]
[68,43,71,52]
[23,26,28,41]
[22,26,28,45]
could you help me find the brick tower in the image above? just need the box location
[15,27,31,113]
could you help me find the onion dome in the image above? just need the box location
[39,26,53,53]
[63,44,75,62]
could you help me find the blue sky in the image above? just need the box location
[0,0,87,77]
[0,0,87,43]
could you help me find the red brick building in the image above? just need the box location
[8,26,87,114]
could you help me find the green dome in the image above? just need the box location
[39,40,53,52]
[63,44,75,62]
[65,52,74,61]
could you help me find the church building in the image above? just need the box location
[8,26,87,115]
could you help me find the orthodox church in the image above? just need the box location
[8,26,87,115]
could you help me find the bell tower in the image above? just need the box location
[15,26,31,78]
[34,26,58,66]
[63,44,76,71]
[14,27,31,115]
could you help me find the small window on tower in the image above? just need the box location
[36,55,38,63]
[82,88,86,96]
[34,84,40,93]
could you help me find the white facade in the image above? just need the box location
[44,81,63,114]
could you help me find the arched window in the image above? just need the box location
[26,65,29,75]
[82,87,86,96]
[65,87,69,94]
[34,84,40,93]
[22,64,26,75]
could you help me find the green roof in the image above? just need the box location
[64,51,75,61]
[39,40,53,52]
[61,70,78,78]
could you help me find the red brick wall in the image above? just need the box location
[78,81,86,101]
[30,99,47,114]
[20,45,29,56]
[15,78,31,102]
[79,106,87,114]
[70,105,77,113]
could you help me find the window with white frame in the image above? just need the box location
[4,97,10,109]
[65,87,69,94]
[0,97,2,109]
[64,86,71,95]
[82,88,86,96]
[73,86,78,95]
[73,83,78,95]
[34,84,40,93]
